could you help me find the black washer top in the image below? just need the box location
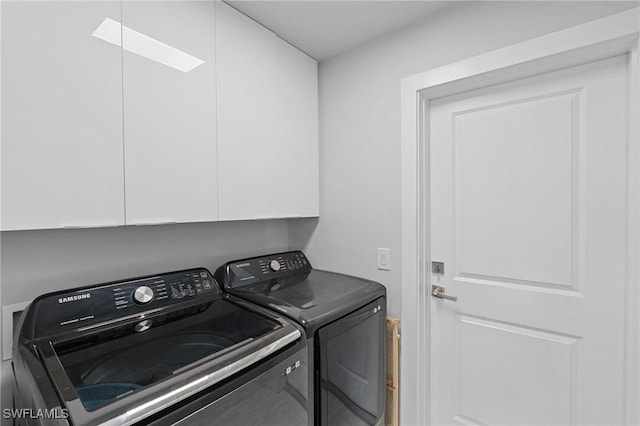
[215,251,386,336]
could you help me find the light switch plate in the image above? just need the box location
[377,248,391,271]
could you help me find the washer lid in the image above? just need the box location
[33,297,301,426]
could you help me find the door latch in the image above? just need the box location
[431,285,458,302]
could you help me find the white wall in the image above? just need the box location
[289,0,639,320]
[0,220,289,420]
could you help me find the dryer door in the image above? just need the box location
[317,297,385,426]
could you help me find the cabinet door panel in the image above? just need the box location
[1,1,125,230]
[216,3,319,220]
[122,0,218,225]
[274,39,319,217]
[216,2,280,220]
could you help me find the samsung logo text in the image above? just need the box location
[58,293,91,304]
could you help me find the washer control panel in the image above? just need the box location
[30,268,218,338]
[219,251,312,289]
[113,269,216,311]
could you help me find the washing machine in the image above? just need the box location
[215,251,386,426]
[12,267,309,425]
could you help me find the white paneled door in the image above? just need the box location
[429,55,628,425]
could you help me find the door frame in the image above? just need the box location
[400,8,640,426]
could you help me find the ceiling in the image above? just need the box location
[226,1,454,61]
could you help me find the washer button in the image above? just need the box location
[135,319,153,332]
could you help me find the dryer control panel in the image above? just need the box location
[217,251,312,289]
[26,268,219,340]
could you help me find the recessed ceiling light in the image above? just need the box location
[92,17,204,73]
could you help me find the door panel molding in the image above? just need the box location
[451,91,578,289]
[455,315,580,425]
[400,9,640,426]
[453,273,583,297]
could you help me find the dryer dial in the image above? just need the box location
[269,259,281,272]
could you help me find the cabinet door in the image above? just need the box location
[216,2,280,220]
[273,38,319,218]
[216,3,319,220]
[122,0,218,225]
[1,1,125,230]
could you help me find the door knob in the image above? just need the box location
[431,285,458,302]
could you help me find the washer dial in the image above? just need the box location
[133,286,154,304]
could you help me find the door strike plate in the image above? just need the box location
[432,261,444,274]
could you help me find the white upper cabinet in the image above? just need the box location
[122,0,218,225]
[2,1,318,230]
[1,1,125,231]
[216,2,280,220]
[216,2,319,220]
[273,37,320,218]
